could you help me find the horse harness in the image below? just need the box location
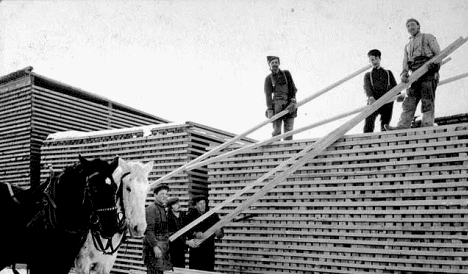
[4,169,126,255]
[90,171,131,255]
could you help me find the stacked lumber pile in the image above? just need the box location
[438,113,468,125]
[39,122,254,274]
[0,67,168,188]
[208,123,468,273]
[421,113,468,127]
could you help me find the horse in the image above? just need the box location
[0,155,121,274]
[74,159,154,274]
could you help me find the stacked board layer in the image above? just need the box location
[39,122,254,274]
[208,123,468,274]
[0,67,168,187]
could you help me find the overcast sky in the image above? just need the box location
[1,0,467,140]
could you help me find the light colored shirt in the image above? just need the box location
[401,32,441,76]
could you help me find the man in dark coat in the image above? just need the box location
[264,55,298,140]
[142,184,172,274]
[167,197,188,268]
[186,195,224,271]
[363,49,398,133]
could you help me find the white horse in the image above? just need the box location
[74,158,153,274]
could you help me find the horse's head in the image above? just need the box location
[114,158,153,237]
[78,155,120,238]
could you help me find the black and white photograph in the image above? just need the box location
[1,1,467,273]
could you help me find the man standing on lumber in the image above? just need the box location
[385,18,441,130]
[264,55,298,140]
[363,49,398,133]
[143,184,172,274]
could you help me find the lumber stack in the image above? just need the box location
[39,122,254,274]
[0,67,168,188]
[422,113,468,127]
[208,123,468,274]
[0,73,33,188]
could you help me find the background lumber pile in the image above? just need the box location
[208,123,468,273]
[0,67,168,188]
[39,122,254,274]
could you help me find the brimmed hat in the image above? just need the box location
[167,197,180,208]
[153,183,169,194]
[367,49,381,58]
[191,195,208,205]
[406,18,420,26]
[267,56,280,65]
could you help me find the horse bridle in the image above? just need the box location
[90,171,131,255]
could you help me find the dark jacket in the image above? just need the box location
[186,208,222,271]
[167,210,187,268]
[264,69,298,118]
[364,67,397,100]
[142,201,172,272]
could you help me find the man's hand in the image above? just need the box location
[401,74,409,83]
[427,62,440,72]
[266,109,274,119]
[286,99,297,112]
[186,239,199,248]
[153,246,162,258]
[396,94,405,102]
[214,229,224,238]
[367,96,376,105]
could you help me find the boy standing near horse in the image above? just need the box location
[143,184,172,274]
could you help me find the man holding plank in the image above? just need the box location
[386,18,441,130]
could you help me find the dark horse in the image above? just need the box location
[0,155,121,274]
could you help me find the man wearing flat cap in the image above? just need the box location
[385,18,441,130]
[363,49,398,133]
[167,197,188,268]
[186,195,224,271]
[143,184,172,273]
[264,56,298,140]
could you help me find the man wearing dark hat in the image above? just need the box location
[186,195,224,271]
[264,56,298,140]
[385,18,441,130]
[363,49,398,133]
[166,197,188,268]
[142,184,172,274]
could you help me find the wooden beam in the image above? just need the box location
[191,36,468,245]
[150,64,372,189]
[186,58,456,171]
[438,72,468,86]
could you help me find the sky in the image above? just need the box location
[1,0,467,141]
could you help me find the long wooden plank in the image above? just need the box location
[194,35,468,244]
[151,64,372,189]
[438,72,468,86]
